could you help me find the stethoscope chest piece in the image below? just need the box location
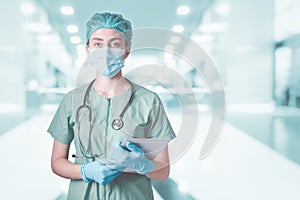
[112,118,124,130]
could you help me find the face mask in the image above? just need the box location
[88,47,126,78]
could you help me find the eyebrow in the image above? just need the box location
[91,37,123,42]
[91,38,103,42]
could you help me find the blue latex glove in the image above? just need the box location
[108,142,155,175]
[80,160,122,185]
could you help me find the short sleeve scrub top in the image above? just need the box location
[47,80,176,200]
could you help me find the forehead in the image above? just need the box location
[89,28,124,41]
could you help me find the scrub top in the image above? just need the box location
[47,80,176,200]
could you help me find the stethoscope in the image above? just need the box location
[72,79,134,159]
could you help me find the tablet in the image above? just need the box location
[121,138,171,160]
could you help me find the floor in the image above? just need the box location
[226,106,300,165]
[169,115,300,200]
[0,105,299,200]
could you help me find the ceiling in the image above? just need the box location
[37,0,212,59]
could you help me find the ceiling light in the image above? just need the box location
[70,36,81,44]
[169,36,181,44]
[164,44,175,51]
[67,25,79,33]
[177,6,190,15]
[172,25,184,33]
[199,23,225,33]
[61,6,74,15]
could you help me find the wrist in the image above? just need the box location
[137,159,155,175]
[80,164,92,183]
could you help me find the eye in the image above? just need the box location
[110,41,121,48]
[93,43,104,48]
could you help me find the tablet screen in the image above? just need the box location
[122,138,171,160]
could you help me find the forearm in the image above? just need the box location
[146,160,170,180]
[51,157,82,179]
[51,140,82,180]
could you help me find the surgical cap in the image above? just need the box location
[86,12,133,45]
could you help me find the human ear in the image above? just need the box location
[123,47,131,60]
[86,45,91,55]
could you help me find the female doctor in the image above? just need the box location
[47,12,176,200]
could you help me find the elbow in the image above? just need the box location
[51,159,57,175]
[51,157,61,176]
[157,167,170,180]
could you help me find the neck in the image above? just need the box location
[93,72,129,98]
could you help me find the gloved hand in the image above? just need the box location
[107,142,155,175]
[80,160,122,185]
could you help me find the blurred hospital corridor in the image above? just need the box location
[1,0,300,199]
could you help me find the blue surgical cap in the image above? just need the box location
[86,12,133,45]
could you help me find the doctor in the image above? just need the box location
[47,12,176,200]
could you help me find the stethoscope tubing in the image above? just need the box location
[74,78,134,159]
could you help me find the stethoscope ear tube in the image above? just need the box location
[76,105,92,122]
[75,79,95,123]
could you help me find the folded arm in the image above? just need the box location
[51,140,82,179]
[107,142,171,180]
[146,146,170,180]
[51,140,122,185]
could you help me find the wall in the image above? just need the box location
[0,0,24,107]
[197,0,274,105]
[223,0,274,104]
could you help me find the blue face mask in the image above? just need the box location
[88,47,126,78]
